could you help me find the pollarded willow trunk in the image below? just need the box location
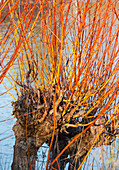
[11,85,118,170]
[11,85,62,169]
[11,121,38,170]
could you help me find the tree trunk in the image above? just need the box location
[11,121,38,170]
[11,87,118,170]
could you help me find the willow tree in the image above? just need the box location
[0,0,119,169]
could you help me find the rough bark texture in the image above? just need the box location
[11,86,118,170]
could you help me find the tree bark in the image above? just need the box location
[11,87,118,170]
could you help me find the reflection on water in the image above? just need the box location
[0,83,16,169]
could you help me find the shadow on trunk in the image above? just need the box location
[11,86,118,170]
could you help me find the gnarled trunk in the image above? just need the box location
[11,87,118,170]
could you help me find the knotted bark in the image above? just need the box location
[11,86,118,170]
